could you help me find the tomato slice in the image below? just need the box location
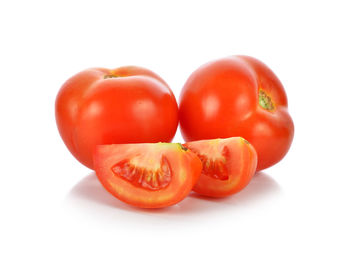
[184,137,257,197]
[93,143,202,208]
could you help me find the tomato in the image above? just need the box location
[93,143,202,208]
[184,137,257,197]
[55,66,178,169]
[179,56,294,171]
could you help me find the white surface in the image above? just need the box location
[1,0,349,263]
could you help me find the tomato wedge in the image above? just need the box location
[93,143,202,208]
[184,137,257,197]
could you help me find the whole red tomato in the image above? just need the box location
[55,66,178,169]
[179,56,294,171]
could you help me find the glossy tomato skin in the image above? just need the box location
[179,56,294,170]
[94,143,202,208]
[56,66,178,169]
[184,137,257,197]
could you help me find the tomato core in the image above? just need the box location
[111,156,172,191]
[259,89,275,111]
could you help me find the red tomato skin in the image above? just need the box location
[179,56,294,171]
[56,66,178,169]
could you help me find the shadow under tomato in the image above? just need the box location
[66,170,281,216]
[65,172,211,214]
[189,171,281,205]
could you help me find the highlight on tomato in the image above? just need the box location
[55,66,178,169]
[184,137,257,198]
[93,142,202,208]
[179,55,294,171]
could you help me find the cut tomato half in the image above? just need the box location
[93,143,202,208]
[184,137,257,197]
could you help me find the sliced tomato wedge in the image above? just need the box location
[93,143,202,208]
[184,137,257,197]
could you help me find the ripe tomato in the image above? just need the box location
[55,66,178,169]
[93,143,202,208]
[184,137,257,197]
[179,56,294,170]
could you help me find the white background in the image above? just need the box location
[1,0,349,263]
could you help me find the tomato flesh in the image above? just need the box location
[197,146,230,181]
[94,143,202,208]
[111,156,171,191]
[184,137,257,197]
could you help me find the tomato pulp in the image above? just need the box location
[94,143,202,208]
[179,56,294,170]
[184,137,257,197]
[55,66,178,169]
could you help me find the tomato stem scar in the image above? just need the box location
[104,74,120,79]
[178,143,188,151]
[259,89,275,111]
[243,138,250,144]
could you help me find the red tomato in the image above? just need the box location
[184,137,257,197]
[55,66,178,169]
[94,143,202,208]
[179,56,294,170]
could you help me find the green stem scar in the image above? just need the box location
[104,74,120,79]
[243,138,250,145]
[259,90,275,111]
[178,143,188,151]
